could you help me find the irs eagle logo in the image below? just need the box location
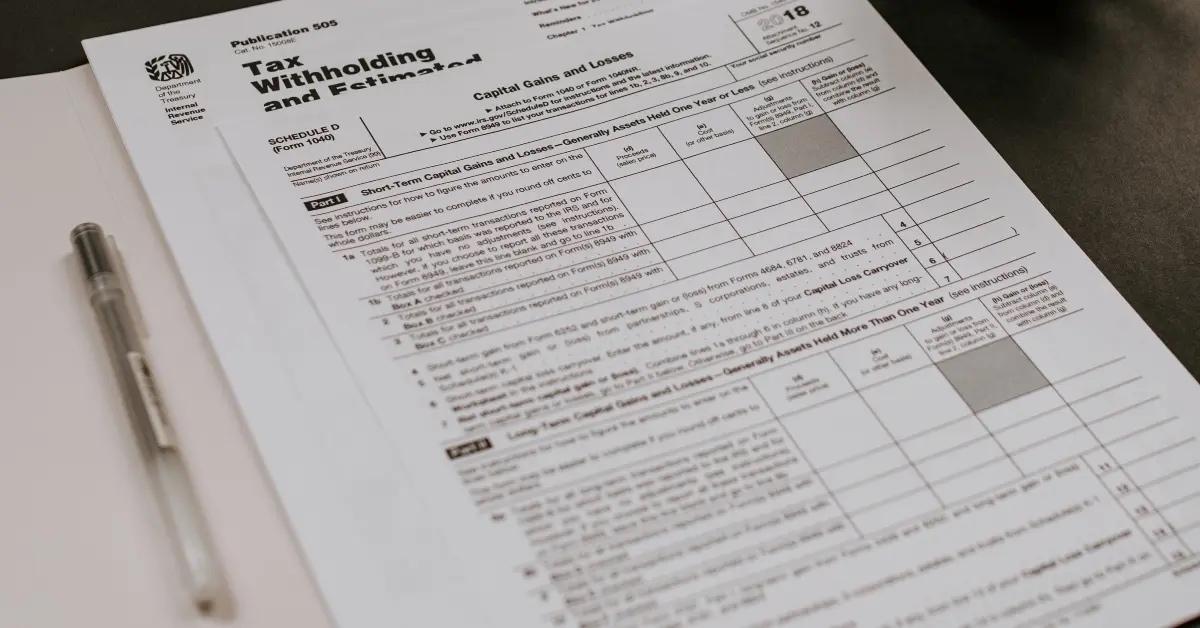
[144,54,194,81]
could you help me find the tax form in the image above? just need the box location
[221,0,1200,625]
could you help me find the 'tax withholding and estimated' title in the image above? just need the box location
[243,47,481,112]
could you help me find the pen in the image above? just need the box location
[70,223,230,615]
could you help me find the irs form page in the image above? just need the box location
[224,1,1200,626]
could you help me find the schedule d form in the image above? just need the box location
[222,0,1200,625]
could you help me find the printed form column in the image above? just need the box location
[824,328,953,531]
[723,81,848,254]
[787,69,955,288]
[981,294,1198,562]
[581,128,681,279]
[752,331,941,535]
[595,125,746,280]
[658,105,817,259]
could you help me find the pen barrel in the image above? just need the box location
[151,449,230,613]
[86,274,164,456]
[71,224,230,613]
[87,280,229,611]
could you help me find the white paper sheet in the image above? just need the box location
[82,2,678,625]
[221,1,1200,626]
[0,66,327,628]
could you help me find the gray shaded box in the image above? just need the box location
[936,338,1049,412]
[755,115,859,178]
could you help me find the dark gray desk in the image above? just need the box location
[2,1,1196,624]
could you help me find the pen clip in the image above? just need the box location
[107,235,150,340]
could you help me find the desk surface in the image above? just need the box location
[0,2,1196,627]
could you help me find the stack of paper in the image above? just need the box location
[61,0,1200,625]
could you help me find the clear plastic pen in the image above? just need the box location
[70,222,230,615]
